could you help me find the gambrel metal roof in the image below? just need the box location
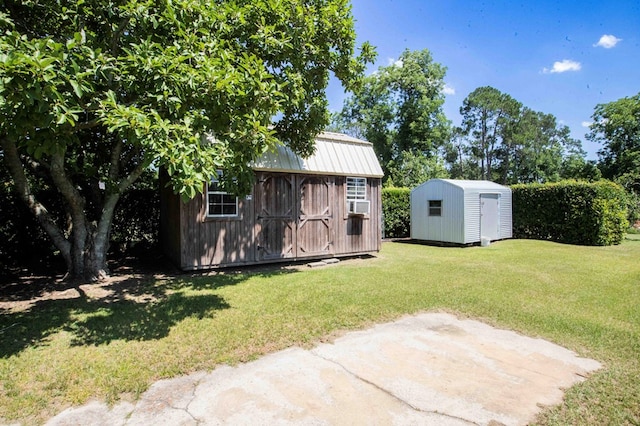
[252,132,384,178]
[432,179,510,191]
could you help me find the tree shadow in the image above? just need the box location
[169,267,301,292]
[1,298,75,357]
[0,254,305,357]
[65,292,229,346]
[0,274,235,357]
[0,266,305,357]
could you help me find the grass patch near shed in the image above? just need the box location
[1,239,639,425]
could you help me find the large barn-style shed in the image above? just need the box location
[411,179,512,245]
[160,132,384,270]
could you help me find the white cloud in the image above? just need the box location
[594,34,622,48]
[581,121,593,128]
[442,84,455,95]
[387,57,403,67]
[542,59,582,74]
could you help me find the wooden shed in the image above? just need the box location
[410,179,512,245]
[160,132,384,270]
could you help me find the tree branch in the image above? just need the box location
[0,136,72,268]
[93,156,147,270]
[49,148,88,275]
[108,138,124,182]
[76,117,101,131]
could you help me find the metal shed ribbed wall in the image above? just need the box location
[411,179,512,244]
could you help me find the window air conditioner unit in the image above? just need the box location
[348,200,370,215]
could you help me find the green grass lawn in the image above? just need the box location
[1,239,639,425]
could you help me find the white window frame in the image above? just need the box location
[206,170,238,218]
[428,200,442,217]
[346,177,367,201]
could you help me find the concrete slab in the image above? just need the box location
[46,400,135,426]
[311,313,601,425]
[45,313,601,426]
[187,348,464,425]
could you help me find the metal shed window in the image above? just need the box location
[206,170,238,217]
[428,200,442,216]
[346,177,367,200]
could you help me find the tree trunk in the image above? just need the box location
[480,110,487,180]
[83,192,122,281]
[2,137,119,282]
[81,227,110,281]
[57,199,120,282]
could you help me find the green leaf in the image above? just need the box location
[69,79,82,98]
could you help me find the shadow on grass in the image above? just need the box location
[0,266,299,357]
[65,292,230,346]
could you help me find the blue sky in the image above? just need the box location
[326,0,640,160]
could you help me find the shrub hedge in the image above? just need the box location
[0,188,159,273]
[382,187,411,238]
[511,180,628,246]
[0,190,61,273]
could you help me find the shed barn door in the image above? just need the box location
[297,176,333,257]
[480,193,500,241]
[255,173,296,260]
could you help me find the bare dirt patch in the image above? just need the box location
[0,247,177,313]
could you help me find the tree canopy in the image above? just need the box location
[588,92,640,223]
[459,86,521,180]
[332,48,451,187]
[451,86,595,184]
[0,0,374,279]
[589,92,640,191]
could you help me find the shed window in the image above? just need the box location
[428,200,442,216]
[206,170,238,217]
[346,177,367,200]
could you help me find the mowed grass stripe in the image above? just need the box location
[1,239,639,425]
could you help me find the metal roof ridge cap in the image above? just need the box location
[316,132,374,146]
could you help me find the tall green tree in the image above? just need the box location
[459,86,521,180]
[444,126,482,179]
[456,86,592,184]
[333,48,451,180]
[0,0,374,280]
[559,130,601,182]
[503,108,565,184]
[386,151,448,188]
[588,92,640,187]
[588,92,640,223]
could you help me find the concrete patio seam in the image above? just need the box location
[184,379,203,425]
[310,350,481,426]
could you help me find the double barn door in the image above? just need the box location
[255,173,334,261]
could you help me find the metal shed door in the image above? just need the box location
[480,193,500,241]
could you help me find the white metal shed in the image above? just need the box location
[410,179,512,245]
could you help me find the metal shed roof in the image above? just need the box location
[252,132,384,178]
[422,179,510,191]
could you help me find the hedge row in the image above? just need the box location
[512,180,628,246]
[5,180,623,272]
[0,189,159,272]
[0,190,60,271]
[382,187,411,238]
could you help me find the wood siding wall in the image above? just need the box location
[159,170,182,265]
[161,172,381,270]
